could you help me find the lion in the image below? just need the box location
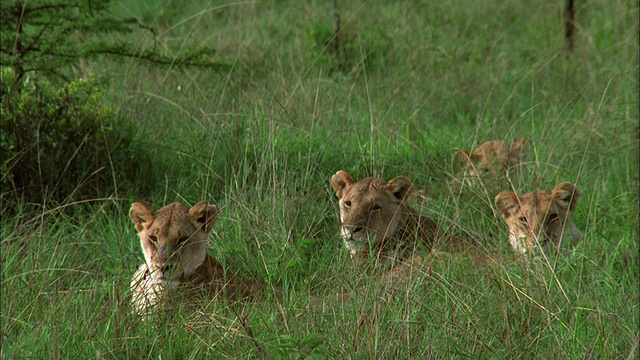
[129,200,265,316]
[454,139,528,187]
[329,170,469,264]
[494,182,582,255]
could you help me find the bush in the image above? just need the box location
[1,67,157,210]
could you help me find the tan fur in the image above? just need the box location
[494,182,582,255]
[129,201,265,316]
[454,139,527,186]
[330,170,468,263]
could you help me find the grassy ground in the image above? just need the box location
[2,0,638,358]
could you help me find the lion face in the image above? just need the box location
[494,182,582,255]
[330,170,413,256]
[130,201,218,288]
[455,139,527,184]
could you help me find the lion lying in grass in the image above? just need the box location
[330,170,471,263]
[454,139,528,188]
[495,182,582,255]
[129,201,266,316]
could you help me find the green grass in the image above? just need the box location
[2,0,638,358]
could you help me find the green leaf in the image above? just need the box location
[300,333,326,349]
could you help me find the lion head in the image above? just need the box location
[130,201,218,288]
[494,182,582,255]
[330,170,414,257]
[454,139,527,185]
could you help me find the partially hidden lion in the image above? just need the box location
[494,182,582,255]
[129,201,266,316]
[330,170,470,263]
[454,139,528,187]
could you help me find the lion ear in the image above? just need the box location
[494,191,520,219]
[386,176,413,201]
[189,201,219,233]
[454,150,470,164]
[130,202,155,232]
[552,182,579,212]
[330,170,356,199]
[510,138,528,155]
[454,150,480,165]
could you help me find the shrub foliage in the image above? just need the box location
[1,67,155,209]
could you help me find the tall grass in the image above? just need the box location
[2,0,637,358]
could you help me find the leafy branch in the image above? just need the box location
[1,0,228,83]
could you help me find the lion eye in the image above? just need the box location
[518,217,527,225]
[344,200,351,208]
[176,237,189,246]
[149,235,158,245]
[371,204,382,212]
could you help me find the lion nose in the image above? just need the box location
[161,263,173,273]
[158,245,167,257]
